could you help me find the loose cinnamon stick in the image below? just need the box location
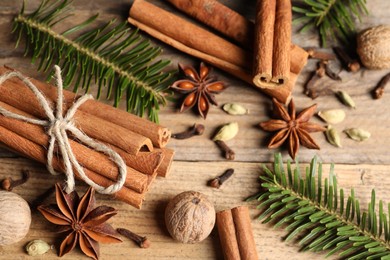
[253,0,276,85]
[231,206,258,260]
[128,0,307,103]
[0,66,170,149]
[217,206,258,260]
[253,0,291,87]
[164,0,254,48]
[0,125,144,208]
[216,209,241,260]
[130,0,250,70]
[0,101,149,193]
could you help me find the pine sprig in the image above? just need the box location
[12,0,176,122]
[292,0,368,46]
[249,154,390,259]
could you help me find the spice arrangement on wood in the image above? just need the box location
[0,66,174,209]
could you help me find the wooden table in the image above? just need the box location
[0,0,390,259]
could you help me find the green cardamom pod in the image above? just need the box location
[213,122,239,141]
[25,239,51,256]
[318,109,346,124]
[337,91,356,108]
[344,128,371,141]
[222,103,249,115]
[325,125,342,147]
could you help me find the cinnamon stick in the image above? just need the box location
[164,0,254,48]
[128,0,307,103]
[216,209,240,260]
[253,0,291,87]
[0,66,170,149]
[0,101,149,193]
[0,125,144,208]
[155,148,175,177]
[216,206,258,260]
[130,0,250,70]
[231,206,258,260]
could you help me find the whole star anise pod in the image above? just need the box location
[38,183,121,259]
[260,98,326,159]
[171,62,226,118]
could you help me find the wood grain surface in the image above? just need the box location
[0,0,390,259]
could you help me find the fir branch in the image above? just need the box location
[12,0,176,122]
[292,0,368,46]
[249,154,390,259]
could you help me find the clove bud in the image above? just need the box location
[208,169,235,188]
[1,170,30,191]
[333,47,361,72]
[117,228,150,248]
[172,124,205,139]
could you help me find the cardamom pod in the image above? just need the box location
[25,239,51,256]
[222,103,249,115]
[344,128,371,141]
[213,122,239,141]
[318,109,346,124]
[337,90,356,108]
[325,125,342,147]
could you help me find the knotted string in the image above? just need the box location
[0,65,127,194]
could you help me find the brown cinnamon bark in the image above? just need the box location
[0,125,144,208]
[216,209,241,260]
[253,0,291,87]
[155,148,175,177]
[130,0,250,69]
[164,0,253,48]
[0,101,149,193]
[231,206,258,260]
[0,70,152,155]
[253,0,276,86]
[0,66,171,149]
[272,0,292,85]
[128,0,307,103]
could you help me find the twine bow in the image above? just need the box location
[0,65,127,194]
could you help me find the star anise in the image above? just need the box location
[38,183,122,260]
[171,62,226,118]
[259,98,326,159]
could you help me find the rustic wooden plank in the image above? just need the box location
[0,0,390,259]
[0,157,388,259]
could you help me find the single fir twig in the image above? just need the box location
[12,0,176,122]
[293,0,368,46]
[248,153,390,259]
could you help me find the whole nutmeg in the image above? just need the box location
[357,25,390,69]
[0,191,31,245]
[165,191,215,243]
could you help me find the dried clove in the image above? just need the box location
[117,228,150,248]
[373,72,390,99]
[208,168,234,188]
[305,61,335,99]
[1,170,30,191]
[333,47,360,72]
[323,61,342,81]
[172,124,205,139]
[307,48,337,61]
[215,140,235,160]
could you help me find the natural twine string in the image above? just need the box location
[0,65,127,194]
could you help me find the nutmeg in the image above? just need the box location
[165,191,215,244]
[0,191,31,245]
[357,25,390,69]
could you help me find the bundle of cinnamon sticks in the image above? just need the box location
[0,66,174,209]
[128,0,308,104]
